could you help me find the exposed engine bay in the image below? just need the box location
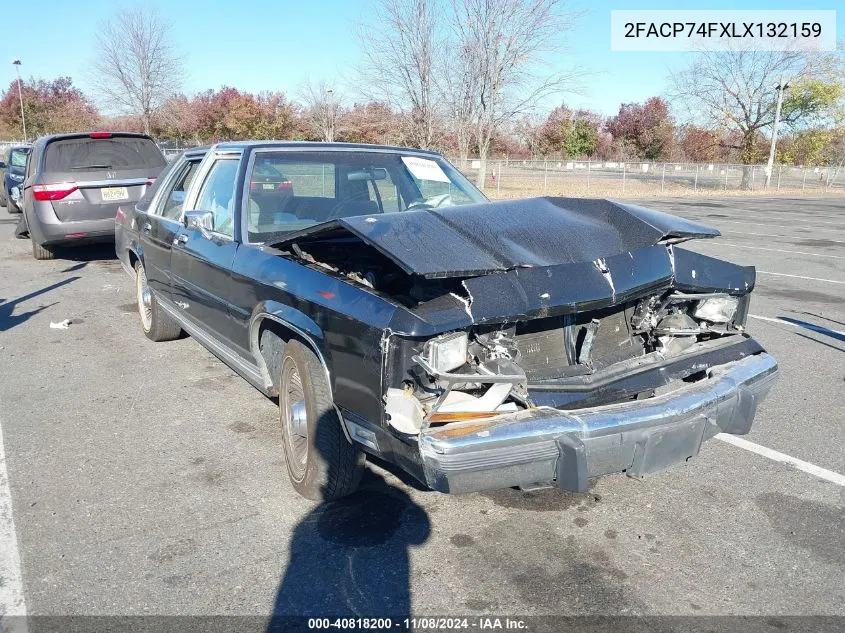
[271,198,757,437]
[286,236,466,306]
[383,290,749,434]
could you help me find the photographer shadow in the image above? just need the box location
[268,465,431,631]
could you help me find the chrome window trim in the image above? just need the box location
[155,158,204,224]
[149,156,188,218]
[184,149,243,242]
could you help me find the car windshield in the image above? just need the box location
[245,150,487,243]
[10,148,29,168]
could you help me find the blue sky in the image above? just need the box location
[3,0,841,117]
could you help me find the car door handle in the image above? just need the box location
[174,234,189,246]
[142,222,152,233]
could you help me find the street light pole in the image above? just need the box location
[12,59,27,141]
[325,87,335,143]
[765,77,789,188]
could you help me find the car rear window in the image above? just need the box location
[44,136,166,172]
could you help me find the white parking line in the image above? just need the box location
[716,434,845,488]
[721,230,845,244]
[749,314,845,336]
[701,242,845,259]
[694,218,845,231]
[0,423,26,620]
[757,271,845,285]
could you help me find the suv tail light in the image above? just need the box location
[32,182,78,201]
[90,132,113,139]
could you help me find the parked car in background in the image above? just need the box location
[0,145,31,212]
[116,141,778,501]
[20,132,166,259]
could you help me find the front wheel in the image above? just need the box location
[279,340,363,501]
[135,261,182,341]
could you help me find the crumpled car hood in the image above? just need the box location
[275,197,720,279]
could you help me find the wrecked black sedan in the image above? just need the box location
[116,142,778,500]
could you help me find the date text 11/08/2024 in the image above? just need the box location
[306,617,528,630]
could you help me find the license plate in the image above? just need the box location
[262,183,275,190]
[101,187,128,201]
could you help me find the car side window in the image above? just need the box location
[159,160,201,220]
[195,158,239,238]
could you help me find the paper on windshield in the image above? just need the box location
[401,156,451,183]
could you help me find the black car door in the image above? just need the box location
[170,155,241,344]
[140,157,202,300]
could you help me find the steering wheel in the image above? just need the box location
[406,193,452,210]
[326,196,370,221]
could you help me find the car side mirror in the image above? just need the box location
[184,210,214,237]
[0,161,6,169]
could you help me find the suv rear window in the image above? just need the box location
[10,149,29,168]
[44,136,165,172]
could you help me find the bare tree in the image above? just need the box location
[300,80,343,142]
[91,8,184,136]
[357,0,440,149]
[514,112,545,159]
[440,39,478,167]
[451,0,579,187]
[669,48,839,188]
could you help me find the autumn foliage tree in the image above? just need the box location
[679,125,722,163]
[606,97,675,161]
[539,105,603,158]
[339,102,404,145]
[0,76,99,139]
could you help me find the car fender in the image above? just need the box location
[248,300,333,392]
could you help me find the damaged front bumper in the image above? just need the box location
[418,352,778,494]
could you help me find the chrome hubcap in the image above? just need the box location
[289,399,308,438]
[283,363,308,478]
[137,266,153,331]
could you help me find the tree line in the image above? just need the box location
[1,1,843,185]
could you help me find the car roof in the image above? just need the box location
[31,132,156,152]
[182,146,210,158]
[211,140,443,157]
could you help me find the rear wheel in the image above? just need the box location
[31,238,55,260]
[279,340,363,501]
[135,261,182,341]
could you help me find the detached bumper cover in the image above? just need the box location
[419,353,778,493]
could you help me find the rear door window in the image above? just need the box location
[44,136,166,172]
[159,160,202,220]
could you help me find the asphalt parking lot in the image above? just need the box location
[0,197,843,623]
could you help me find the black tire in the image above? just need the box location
[135,261,182,341]
[31,238,55,260]
[279,340,363,501]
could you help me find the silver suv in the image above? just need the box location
[20,132,166,260]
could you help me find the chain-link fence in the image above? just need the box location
[451,159,845,199]
[0,140,28,153]
[4,139,842,198]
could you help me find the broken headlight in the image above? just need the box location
[423,331,468,372]
[693,296,738,323]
